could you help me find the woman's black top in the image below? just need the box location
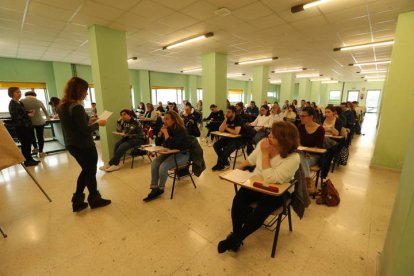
[9,100,31,128]
[58,103,98,148]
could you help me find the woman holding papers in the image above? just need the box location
[218,121,300,254]
[58,77,111,212]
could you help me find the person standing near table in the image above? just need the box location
[8,87,39,166]
[58,77,111,212]
[21,91,50,158]
[212,106,243,171]
[143,111,189,202]
[218,121,300,254]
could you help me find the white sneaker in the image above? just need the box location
[99,164,110,171]
[105,165,121,172]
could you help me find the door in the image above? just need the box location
[366,90,381,113]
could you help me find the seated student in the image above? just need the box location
[246,101,259,119]
[100,109,146,172]
[152,111,163,138]
[322,106,342,136]
[156,101,165,115]
[270,102,284,123]
[217,121,300,254]
[212,106,243,171]
[235,102,245,117]
[335,106,347,127]
[182,105,200,137]
[140,103,157,122]
[250,105,272,145]
[143,111,189,202]
[341,102,355,134]
[167,102,179,113]
[21,91,50,157]
[298,107,325,193]
[204,104,224,138]
[283,105,297,122]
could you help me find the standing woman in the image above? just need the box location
[58,77,111,212]
[8,87,39,166]
[143,111,189,202]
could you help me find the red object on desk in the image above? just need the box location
[253,182,279,193]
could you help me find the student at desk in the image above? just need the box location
[100,109,146,172]
[143,111,189,202]
[212,106,243,171]
[322,106,342,136]
[218,121,300,254]
[204,104,224,140]
[250,104,272,145]
[298,107,325,193]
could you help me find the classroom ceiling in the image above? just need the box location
[0,0,413,82]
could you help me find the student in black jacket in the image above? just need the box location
[58,77,111,212]
[143,111,189,202]
[204,104,224,140]
[100,109,147,172]
[8,87,39,166]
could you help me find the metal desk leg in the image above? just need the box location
[0,226,7,238]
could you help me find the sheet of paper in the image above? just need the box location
[222,169,254,184]
[98,110,113,121]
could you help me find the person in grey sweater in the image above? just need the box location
[21,91,50,157]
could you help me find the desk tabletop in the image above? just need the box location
[325,134,344,139]
[141,144,179,154]
[297,146,327,154]
[220,171,292,196]
[112,131,127,136]
[211,131,241,138]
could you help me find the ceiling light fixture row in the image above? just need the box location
[349,60,391,66]
[357,70,388,74]
[180,68,202,73]
[296,73,322,78]
[271,68,307,73]
[333,40,394,51]
[127,57,137,62]
[235,57,278,65]
[227,73,246,77]
[162,32,214,50]
[291,0,330,13]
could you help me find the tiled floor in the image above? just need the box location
[0,114,400,275]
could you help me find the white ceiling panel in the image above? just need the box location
[130,0,175,21]
[232,1,273,21]
[153,0,198,11]
[180,0,218,20]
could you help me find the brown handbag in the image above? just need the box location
[316,179,340,207]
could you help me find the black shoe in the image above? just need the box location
[212,164,225,171]
[143,188,164,202]
[24,160,40,167]
[87,191,111,209]
[71,193,88,212]
[217,232,242,254]
[95,136,100,141]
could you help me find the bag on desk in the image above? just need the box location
[316,179,340,207]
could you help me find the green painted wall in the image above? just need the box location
[380,123,414,276]
[52,61,72,98]
[129,69,140,108]
[202,52,228,111]
[372,11,414,170]
[0,57,57,98]
[75,64,93,83]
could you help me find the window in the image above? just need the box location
[131,88,136,109]
[347,90,359,102]
[329,90,341,101]
[228,89,243,104]
[197,88,203,102]
[83,86,96,108]
[151,86,184,105]
[0,82,49,114]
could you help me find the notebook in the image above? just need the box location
[220,169,254,184]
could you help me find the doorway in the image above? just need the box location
[366,90,381,113]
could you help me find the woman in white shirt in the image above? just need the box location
[270,102,284,123]
[283,105,297,122]
[218,121,300,254]
[250,105,272,145]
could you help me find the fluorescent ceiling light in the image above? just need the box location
[270,79,282,84]
[321,80,339,84]
[334,40,394,51]
[296,73,322,78]
[357,70,387,74]
[162,32,213,50]
[363,75,386,79]
[272,67,306,73]
[350,60,391,66]
[227,73,246,78]
[235,57,278,65]
[180,68,202,73]
[311,77,331,81]
[291,0,330,13]
[366,79,385,82]
[127,57,137,62]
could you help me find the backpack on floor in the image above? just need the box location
[316,179,340,207]
[339,146,349,166]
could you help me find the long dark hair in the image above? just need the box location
[272,121,299,158]
[165,111,185,130]
[59,77,89,106]
[260,105,270,116]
